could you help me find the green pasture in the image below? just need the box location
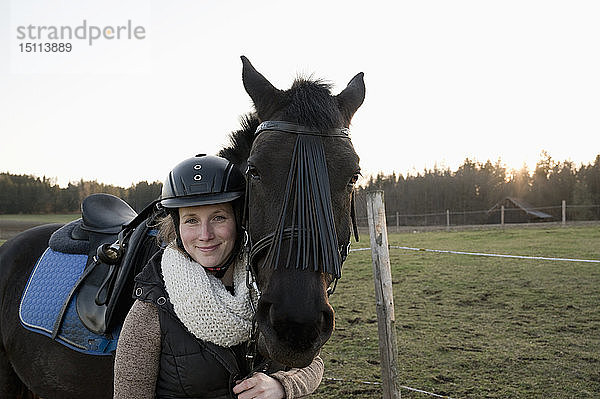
[316,226,600,398]
[0,214,79,223]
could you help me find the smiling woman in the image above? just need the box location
[113,154,324,399]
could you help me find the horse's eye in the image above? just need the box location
[348,170,361,187]
[246,165,261,181]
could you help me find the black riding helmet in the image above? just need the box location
[160,154,245,208]
[160,154,245,276]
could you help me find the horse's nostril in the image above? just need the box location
[321,307,334,333]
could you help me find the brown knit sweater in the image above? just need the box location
[114,300,324,399]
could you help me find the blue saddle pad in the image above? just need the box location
[19,248,120,355]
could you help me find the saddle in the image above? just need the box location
[21,193,161,353]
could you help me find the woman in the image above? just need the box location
[114,155,324,399]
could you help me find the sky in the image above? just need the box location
[1,0,599,188]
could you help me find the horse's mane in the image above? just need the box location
[218,113,259,167]
[219,77,342,166]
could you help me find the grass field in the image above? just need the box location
[0,214,79,244]
[315,226,600,398]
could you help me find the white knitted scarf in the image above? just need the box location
[161,244,257,347]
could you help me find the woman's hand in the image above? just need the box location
[233,372,285,399]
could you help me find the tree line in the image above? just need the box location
[0,174,162,214]
[354,152,600,224]
[2,152,599,223]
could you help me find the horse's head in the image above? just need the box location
[237,56,365,367]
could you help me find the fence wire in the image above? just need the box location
[354,203,600,228]
[324,377,455,399]
[350,246,600,263]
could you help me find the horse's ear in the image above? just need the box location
[336,72,365,124]
[241,56,283,120]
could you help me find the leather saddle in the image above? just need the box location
[48,193,160,335]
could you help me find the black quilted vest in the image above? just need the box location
[133,250,282,399]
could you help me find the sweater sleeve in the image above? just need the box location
[270,355,324,399]
[113,300,161,399]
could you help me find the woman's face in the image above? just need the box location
[178,203,237,269]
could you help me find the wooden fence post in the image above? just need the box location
[446,209,450,231]
[501,205,505,226]
[562,200,566,225]
[366,191,400,399]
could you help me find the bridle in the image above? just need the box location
[242,120,359,293]
[241,120,359,373]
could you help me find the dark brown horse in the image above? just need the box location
[220,57,365,368]
[0,56,364,397]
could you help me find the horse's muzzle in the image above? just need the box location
[255,277,334,368]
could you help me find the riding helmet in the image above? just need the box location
[160,155,245,276]
[160,154,245,208]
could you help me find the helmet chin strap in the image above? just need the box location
[203,251,236,279]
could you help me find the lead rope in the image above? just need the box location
[243,224,262,374]
[244,268,270,376]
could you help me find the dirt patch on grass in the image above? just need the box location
[0,220,48,241]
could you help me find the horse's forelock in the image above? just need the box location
[282,77,343,130]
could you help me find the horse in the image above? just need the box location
[0,56,365,397]
[220,56,365,369]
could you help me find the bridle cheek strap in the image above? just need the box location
[352,189,360,242]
